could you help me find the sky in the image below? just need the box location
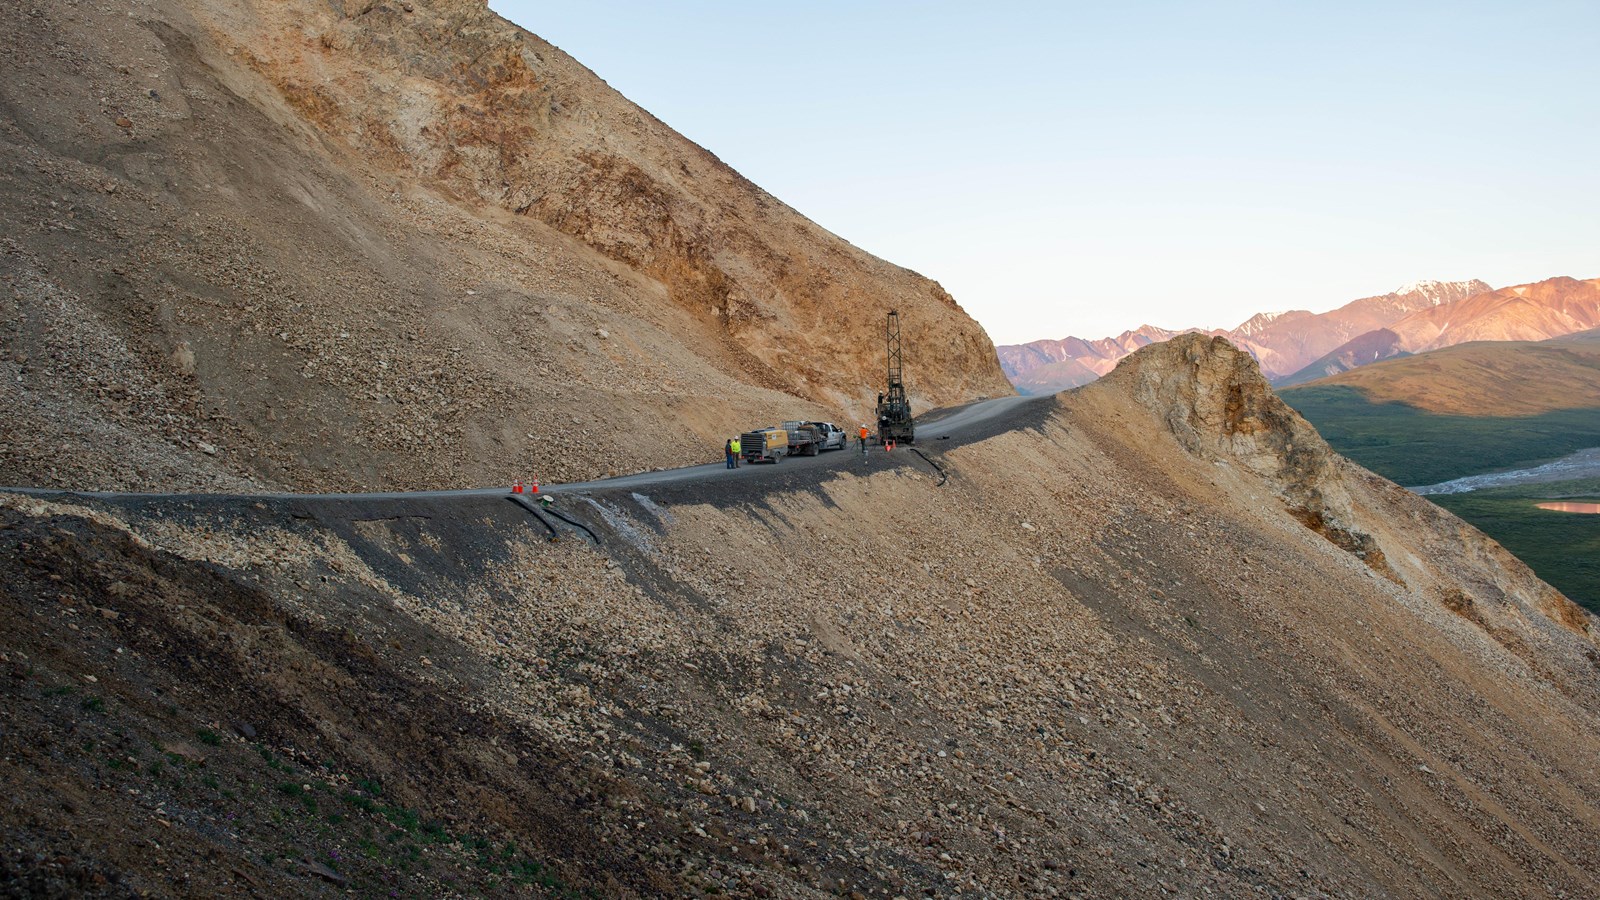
[489,1,1600,344]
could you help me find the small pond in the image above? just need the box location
[1535,501,1600,515]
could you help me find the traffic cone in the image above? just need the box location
[530,477,540,494]
[512,479,524,494]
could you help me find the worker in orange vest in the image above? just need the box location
[858,424,869,455]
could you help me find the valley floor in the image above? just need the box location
[1412,446,1600,494]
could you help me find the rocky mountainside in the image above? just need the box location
[1276,328,1410,388]
[1284,276,1600,382]
[0,0,1008,494]
[5,335,1598,897]
[1000,279,1489,394]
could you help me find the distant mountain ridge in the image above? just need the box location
[997,325,1182,392]
[1283,276,1600,384]
[1284,328,1600,418]
[1000,279,1491,394]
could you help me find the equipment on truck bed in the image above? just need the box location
[780,421,846,456]
[876,310,914,444]
[781,421,825,456]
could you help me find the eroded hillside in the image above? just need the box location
[0,0,1008,494]
[5,336,1597,898]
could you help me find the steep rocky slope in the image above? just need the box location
[999,280,1489,393]
[6,336,1598,898]
[0,0,1008,494]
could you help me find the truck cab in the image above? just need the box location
[810,422,847,451]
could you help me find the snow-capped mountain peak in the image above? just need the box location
[1393,279,1490,306]
[1234,310,1290,337]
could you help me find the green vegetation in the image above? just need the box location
[1429,479,1600,613]
[1281,385,1600,486]
[1279,385,1600,613]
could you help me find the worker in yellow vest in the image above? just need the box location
[730,435,742,467]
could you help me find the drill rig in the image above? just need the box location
[875,310,915,444]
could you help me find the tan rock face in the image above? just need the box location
[1096,332,1591,639]
[1101,334,1359,542]
[201,0,1008,410]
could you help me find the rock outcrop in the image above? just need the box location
[1103,334,1388,572]
[1096,333,1591,646]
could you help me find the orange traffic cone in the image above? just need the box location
[530,477,540,494]
[512,479,524,494]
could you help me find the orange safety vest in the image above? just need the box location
[858,427,868,440]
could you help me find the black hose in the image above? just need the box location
[506,495,560,541]
[909,448,948,486]
[543,506,600,544]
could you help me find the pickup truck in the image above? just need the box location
[781,421,849,456]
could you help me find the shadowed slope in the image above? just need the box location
[4,336,1597,897]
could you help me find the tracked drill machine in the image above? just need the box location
[875,310,915,444]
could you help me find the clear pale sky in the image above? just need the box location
[489,1,1599,345]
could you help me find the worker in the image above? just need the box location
[724,437,736,469]
[730,434,742,467]
[858,424,869,455]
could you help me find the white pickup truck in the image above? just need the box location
[782,421,848,455]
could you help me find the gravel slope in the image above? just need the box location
[4,337,1597,898]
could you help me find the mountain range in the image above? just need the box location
[997,278,1600,393]
[1281,276,1600,386]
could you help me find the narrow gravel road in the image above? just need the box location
[3,394,1051,502]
